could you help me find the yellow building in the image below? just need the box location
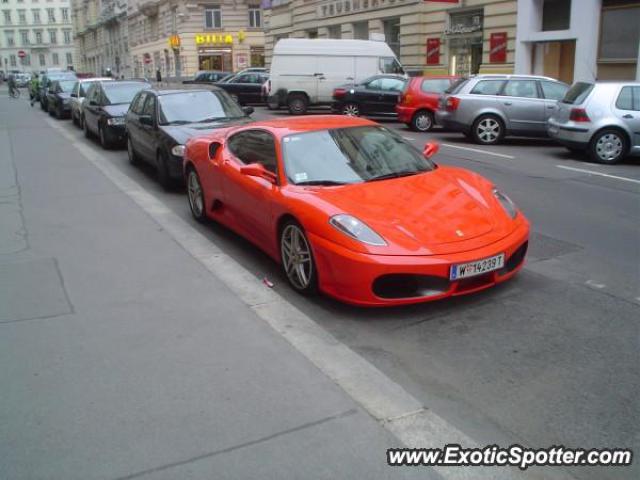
[127,0,265,78]
[264,0,517,76]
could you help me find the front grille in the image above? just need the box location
[500,241,528,275]
[372,274,450,299]
[455,272,494,293]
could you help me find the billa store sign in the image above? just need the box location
[426,38,440,65]
[490,32,507,63]
[196,31,246,46]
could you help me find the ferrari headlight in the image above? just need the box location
[107,116,125,126]
[329,214,387,246]
[493,188,518,219]
[171,145,185,157]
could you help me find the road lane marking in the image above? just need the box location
[440,143,515,159]
[46,117,576,480]
[556,165,640,185]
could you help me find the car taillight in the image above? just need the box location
[445,96,460,111]
[333,88,347,98]
[569,108,590,122]
[400,93,412,105]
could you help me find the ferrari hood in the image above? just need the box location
[305,167,505,255]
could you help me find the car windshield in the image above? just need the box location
[282,126,435,185]
[103,83,149,105]
[58,80,76,92]
[79,81,98,97]
[562,82,594,105]
[379,57,404,75]
[158,90,245,125]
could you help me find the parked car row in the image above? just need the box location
[32,77,530,306]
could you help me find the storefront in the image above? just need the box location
[445,10,484,76]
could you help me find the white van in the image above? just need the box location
[266,39,404,114]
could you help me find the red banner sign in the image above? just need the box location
[490,32,508,63]
[426,38,441,65]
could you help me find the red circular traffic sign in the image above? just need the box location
[143,54,152,65]
[17,50,26,58]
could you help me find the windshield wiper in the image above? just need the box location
[295,180,349,186]
[366,170,421,182]
[164,120,192,125]
[195,116,232,123]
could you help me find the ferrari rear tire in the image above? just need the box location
[186,167,207,223]
[280,221,318,295]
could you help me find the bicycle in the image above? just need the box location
[9,87,20,99]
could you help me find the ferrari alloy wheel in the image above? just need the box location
[473,115,504,145]
[187,168,206,223]
[590,130,627,164]
[342,103,360,116]
[280,222,317,294]
[411,110,434,132]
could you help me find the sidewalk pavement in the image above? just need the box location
[0,94,439,478]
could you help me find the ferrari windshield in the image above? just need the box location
[282,126,435,185]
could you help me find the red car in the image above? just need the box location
[184,116,529,306]
[396,76,461,132]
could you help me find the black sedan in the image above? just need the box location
[39,72,77,112]
[82,80,151,149]
[125,86,253,189]
[331,75,407,117]
[46,79,77,119]
[182,71,231,84]
[214,72,269,105]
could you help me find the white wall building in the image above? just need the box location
[0,0,75,73]
[515,0,640,83]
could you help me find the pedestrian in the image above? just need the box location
[156,68,162,84]
[7,74,17,98]
[30,73,40,107]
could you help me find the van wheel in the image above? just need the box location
[472,114,504,145]
[411,110,434,132]
[288,94,308,115]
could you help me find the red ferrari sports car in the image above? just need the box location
[184,115,529,306]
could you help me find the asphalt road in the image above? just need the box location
[4,94,639,480]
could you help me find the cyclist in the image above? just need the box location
[7,74,18,98]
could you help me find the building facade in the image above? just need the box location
[72,0,131,76]
[0,0,75,73]
[127,0,265,79]
[263,0,518,76]
[515,0,640,83]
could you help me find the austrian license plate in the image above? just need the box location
[450,253,505,280]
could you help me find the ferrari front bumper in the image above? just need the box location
[308,221,530,306]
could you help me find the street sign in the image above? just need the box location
[143,54,152,65]
[17,50,26,58]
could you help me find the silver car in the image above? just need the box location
[548,82,640,164]
[436,74,569,145]
[69,77,111,128]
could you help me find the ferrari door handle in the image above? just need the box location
[623,114,634,119]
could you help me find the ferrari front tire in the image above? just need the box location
[186,168,207,223]
[280,221,318,295]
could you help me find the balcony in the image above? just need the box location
[138,0,160,17]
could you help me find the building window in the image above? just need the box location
[18,9,26,24]
[204,6,221,29]
[66,52,72,65]
[39,53,45,66]
[307,29,318,39]
[52,52,58,65]
[328,25,341,39]
[32,9,41,24]
[353,21,368,40]
[250,46,264,67]
[48,29,56,43]
[10,54,16,66]
[599,5,640,61]
[5,32,14,46]
[46,7,55,23]
[60,7,68,22]
[3,10,11,25]
[541,0,571,31]
[248,5,261,28]
[63,29,71,44]
[20,30,29,45]
[35,30,42,43]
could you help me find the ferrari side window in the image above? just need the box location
[228,130,278,173]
